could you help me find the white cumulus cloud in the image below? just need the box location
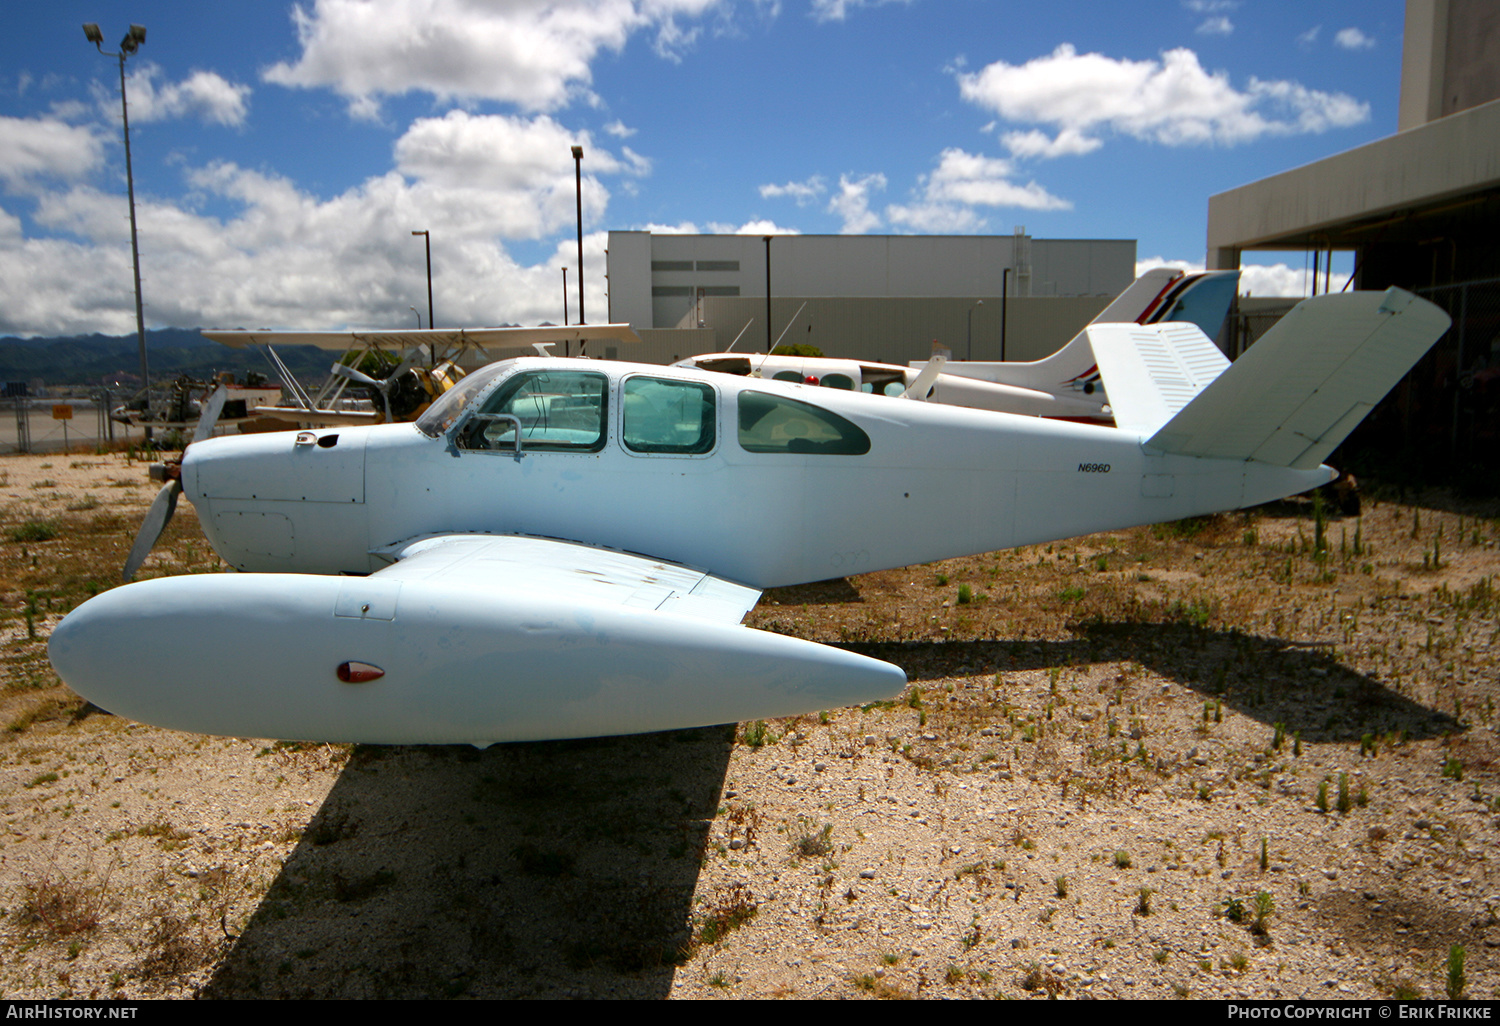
[1000,127,1102,159]
[1135,256,1315,298]
[705,218,802,235]
[958,44,1369,150]
[264,0,724,115]
[827,172,886,234]
[1239,263,1314,297]
[885,148,1068,233]
[809,0,911,23]
[0,105,665,336]
[1196,16,1233,36]
[1334,27,1376,50]
[638,218,801,235]
[116,65,251,126]
[922,149,1069,209]
[0,117,104,188]
[759,175,826,205]
[885,200,980,234]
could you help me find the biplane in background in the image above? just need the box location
[201,323,643,428]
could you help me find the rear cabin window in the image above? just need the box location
[458,370,607,452]
[622,376,716,455]
[737,391,870,455]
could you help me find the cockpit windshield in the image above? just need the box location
[414,362,514,438]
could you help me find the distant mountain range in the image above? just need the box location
[0,328,331,390]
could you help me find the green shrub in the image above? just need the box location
[10,521,57,543]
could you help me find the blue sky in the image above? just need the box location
[0,0,1403,336]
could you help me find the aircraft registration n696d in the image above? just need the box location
[48,288,1450,747]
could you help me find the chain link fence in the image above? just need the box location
[0,394,147,455]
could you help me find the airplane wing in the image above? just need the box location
[370,533,762,624]
[49,532,906,744]
[201,324,642,352]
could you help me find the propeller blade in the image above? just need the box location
[330,362,380,388]
[192,385,228,445]
[381,353,421,393]
[123,479,180,583]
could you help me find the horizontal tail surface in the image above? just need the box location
[1146,288,1450,468]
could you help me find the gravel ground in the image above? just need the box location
[0,450,1497,1000]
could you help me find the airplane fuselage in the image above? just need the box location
[50,292,1449,746]
[184,356,1330,589]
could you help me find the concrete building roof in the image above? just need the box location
[1207,96,1500,267]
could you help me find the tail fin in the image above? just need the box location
[934,270,1187,395]
[1145,288,1450,469]
[1141,269,1240,342]
[1089,267,1182,325]
[937,268,1238,402]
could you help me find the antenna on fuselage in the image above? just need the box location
[753,302,809,377]
[724,319,755,353]
[771,301,808,350]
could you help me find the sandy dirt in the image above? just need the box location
[0,449,1497,1000]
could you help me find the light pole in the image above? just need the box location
[571,146,585,327]
[561,267,569,326]
[83,22,150,428]
[411,230,433,365]
[764,235,773,353]
[1001,267,1010,362]
[966,300,984,361]
[409,306,422,329]
[411,230,433,328]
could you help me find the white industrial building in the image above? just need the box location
[604,231,1135,365]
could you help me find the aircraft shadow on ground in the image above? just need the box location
[762,578,863,605]
[202,726,734,999]
[852,620,1459,744]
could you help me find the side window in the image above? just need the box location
[622,376,716,455]
[457,370,607,453]
[737,391,871,456]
